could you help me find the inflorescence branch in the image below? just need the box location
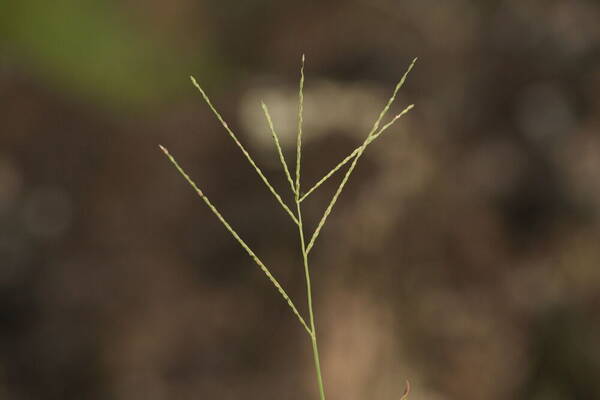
[160,56,416,400]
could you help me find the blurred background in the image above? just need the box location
[1,1,600,399]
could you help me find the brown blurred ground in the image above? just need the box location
[1,1,600,399]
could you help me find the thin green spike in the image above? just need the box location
[159,145,312,336]
[371,57,417,133]
[294,54,305,199]
[306,59,417,254]
[299,104,414,202]
[190,76,299,226]
[291,53,327,400]
[261,101,297,195]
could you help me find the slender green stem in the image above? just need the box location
[293,53,326,400]
[296,200,326,400]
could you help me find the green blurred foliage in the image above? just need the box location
[1,0,221,109]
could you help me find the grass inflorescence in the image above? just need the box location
[160,55,416,400]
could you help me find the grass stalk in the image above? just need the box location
[161,54,415,399]
[293,54,327,400]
